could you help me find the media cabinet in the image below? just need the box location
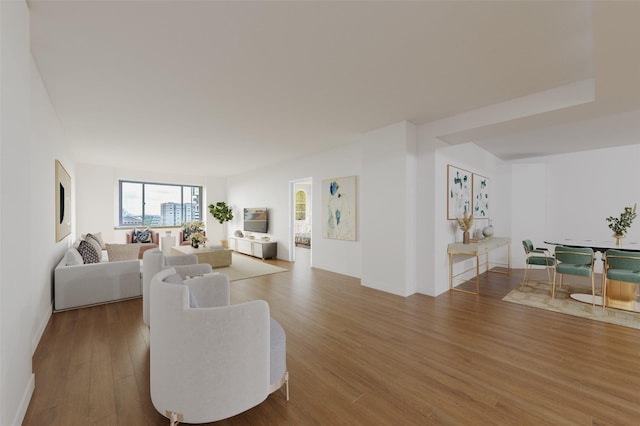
[228,237,277,259]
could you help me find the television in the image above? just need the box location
[244,207,268,233]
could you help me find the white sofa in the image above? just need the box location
[54,247,142,311]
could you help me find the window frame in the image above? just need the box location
[118,180,203,228]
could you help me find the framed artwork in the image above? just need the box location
[322,175,357,241]
[55,160,72,242]
[447,165,472,219]
[473,173,490,218]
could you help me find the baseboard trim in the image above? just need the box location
[12,373,35,426]
[32,304,52,356]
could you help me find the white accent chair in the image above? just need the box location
[150,268,289,424]
[142,248,213,326]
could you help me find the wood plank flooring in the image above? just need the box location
[23,252,640,425]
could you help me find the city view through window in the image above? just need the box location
[119,181,202,227]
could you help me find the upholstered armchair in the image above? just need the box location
[142,248,213,326]
[150,267,289,424]
[125,229,160,259]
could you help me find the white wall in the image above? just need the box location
[1,1,75,423]
[0,3,34,423]
[76,165,227,246]
[360,121,418,296]
[228,141,363,277]
[509,144,640,273]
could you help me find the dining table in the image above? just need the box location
[543,238,640,312]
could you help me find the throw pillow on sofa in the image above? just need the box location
[64,247,84,266]
[83,232,106,250]
[77,239,101,264]
[132,228,152,243]
[84,235,103,262]
[106,243,140,262]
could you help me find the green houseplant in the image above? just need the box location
[606,203,637,246]
[208,202,234,248]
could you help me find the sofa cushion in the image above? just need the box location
[64,247,84,266]
[132,227,152,243]
[106,243,140,262]
[77,239,101,264]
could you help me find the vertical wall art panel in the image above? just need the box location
[55,160,72,242]
[472,173,490,218]
[322,175,357,241]
[447,165,472,219]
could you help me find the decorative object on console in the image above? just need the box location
[208,202,234,248]
[322,175,357,241]
[482,220,494,238]
[607,203,637,246]
[55,160,72,242]
[456,212,474,244]
[234,230,244,237]
[447,165,471,220]
[473,174,489,219]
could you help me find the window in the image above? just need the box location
[119,180,202,227]
[295,190,306,221]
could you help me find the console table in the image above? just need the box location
[228,237,277,259]
[448,237,511,295]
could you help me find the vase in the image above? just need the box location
[482,222,494,238]
[191,241,199,249]
[614,233,624,247]
[463,231,470,244]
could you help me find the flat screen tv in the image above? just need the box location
[244,207,268,233]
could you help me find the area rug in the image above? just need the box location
[213,253,287,281]
[502,280,640,330]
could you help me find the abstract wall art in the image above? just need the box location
[55,159,72,242]
[322,175,357,241]
[447,165,472,219]
[472,173,490,218]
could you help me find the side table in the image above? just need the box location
[161,235,176,257]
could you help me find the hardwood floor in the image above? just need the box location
[24,252,640,425]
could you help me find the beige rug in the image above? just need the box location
[213,253,287,281]
[502,280,640,330]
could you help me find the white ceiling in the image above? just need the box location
[28,1,640,177]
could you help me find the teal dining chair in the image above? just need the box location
[522,240,556,286]
[552,246,596,304]
[602,249,640,311]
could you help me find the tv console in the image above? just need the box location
[228,237,277,260]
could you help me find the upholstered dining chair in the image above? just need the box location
[602,249,640,311]
[522,240,556,286]
[552,245,596,304]
[150,267,289,425]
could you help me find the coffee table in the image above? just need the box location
[171,245,233,268]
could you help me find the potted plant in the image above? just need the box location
[181,220,205,245]
[188,231,208,249]
[208,202,234,248]
[606,203,637,246]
